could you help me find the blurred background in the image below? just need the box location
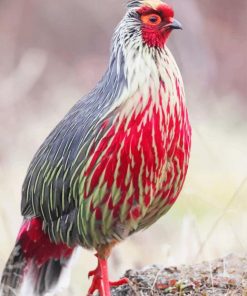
[0,0,247,295]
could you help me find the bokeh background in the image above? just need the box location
[0,0,247,295]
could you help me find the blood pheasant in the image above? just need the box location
[0,0,191,295]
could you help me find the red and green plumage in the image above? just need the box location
[1,0,191,295]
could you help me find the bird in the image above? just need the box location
[0,0,191,295]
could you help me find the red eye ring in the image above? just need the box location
[141,13,162,26]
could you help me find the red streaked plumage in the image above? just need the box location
[84,80,190,227]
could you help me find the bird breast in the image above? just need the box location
[76,47,191,247]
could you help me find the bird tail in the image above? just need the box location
[0,218,74,296]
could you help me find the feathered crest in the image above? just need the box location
[127,0,143,8]
[127,0,164,9]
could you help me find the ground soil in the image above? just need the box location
[110,254,247,295]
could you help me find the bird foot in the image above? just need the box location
[87,258,128,296]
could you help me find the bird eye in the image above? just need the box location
[141,13,162,26]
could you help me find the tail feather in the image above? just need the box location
[34,257,68,295]
[1,218,74,296]
[1,243,26,296]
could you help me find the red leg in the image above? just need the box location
[87,255,128,296]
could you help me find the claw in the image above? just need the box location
[88,268,98,279]
[109,277,129,287]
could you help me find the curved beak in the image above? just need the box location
[166,18,183,30]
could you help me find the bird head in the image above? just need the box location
[102,0,183,105]
[124,0,182,48]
